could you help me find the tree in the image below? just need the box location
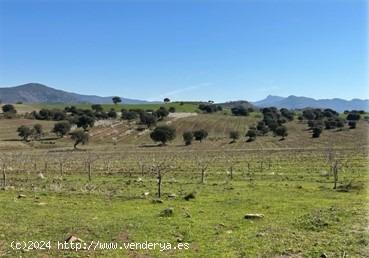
[91,104,103,112]
[122,110,138,121]
[33,124,43,140]
[245,128,256,142]
[107,108,117,119]
[70,130,89,149]
[183,131,194,146]
[231,106,248,116]
[193,129,208,142]
[312,127,322,138]
[112,96,122,105]
[2,104,16,114]
[149,158,172,198]
[275,126,288,140]
[139,112,157,128]
[163,98,170,103]
[256,121,269,135]
[229,130,240,143]
[53,121,71,137]
[347,112,361,121]
[150,125,176,145]
[76,115,95,130]
[155,107,169,120]
[17,125,33,141]
[348,121,356,129]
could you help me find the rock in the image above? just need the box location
[37,173,45,180]
[184,192,196,201]
[136,177,143,183]
[244,213,264,219]
[143,192,150,197]
[64,235,83,243]
[168,193,176,198]
[17,194,26,199]
[256,232,265,237]
[160,207,174,217]
[152,198,163,204]
[320,253,328,258]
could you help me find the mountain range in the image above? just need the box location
[0,83,149,104]
[253,95,369,112]
[0,83,367,112]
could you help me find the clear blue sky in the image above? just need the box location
[0,0,367,102]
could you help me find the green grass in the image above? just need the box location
[0,172,367,257]
[0,150,367,257]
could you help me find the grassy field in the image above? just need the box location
[0,150,368,257]
[0,110,368,257]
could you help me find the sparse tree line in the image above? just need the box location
[2,102,367,148]
[298,108,363,138]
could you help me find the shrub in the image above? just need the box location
[312,127,322,138]
[245,128,257,141]
[231,106,248,116]
[193,129,208,142]
[17,125,33,141]
[275,126,288,140]
[53,121,71,137]
[183,131,194,145]
[70,130,89,149]
[150,125,176,145]
[348,121,356,129]
[229,130,240,142]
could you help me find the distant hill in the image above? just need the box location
[0,83,150,104]
[253,95,369,112]
[219,100,256,110]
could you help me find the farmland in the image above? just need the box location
[0,105,368,257]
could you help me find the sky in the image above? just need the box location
[0,0,368,102]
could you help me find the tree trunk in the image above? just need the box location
[157,174,162,198]
[59,162,63,177]
[2,164,6,188]
[88,162,92,181]
[201,168,205,183]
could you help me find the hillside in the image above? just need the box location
[253,95,369,112]
[1,113,367,151]
[0,83,149,104]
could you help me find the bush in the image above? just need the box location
[245,129,256,142]
[348,121,356,129]
[275,126,288,140]
[193,129,208,142]
[231,106,248,116]
[150,125,176,145]
[107,108,117,119]
[33,124,43,140]
[70,130,89,149]
[183,131,194,145]
[2,104,16,114]
[121,110,138,121]
[229,130,240,142]
[312,127,322,138]
[168,107,176,113]
[140,112,157,128]
[53,121,71,137]
[17,125,33,141]
[155,107,169,120]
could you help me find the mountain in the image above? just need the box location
[253,95,369,112]
[0,83,150,104]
